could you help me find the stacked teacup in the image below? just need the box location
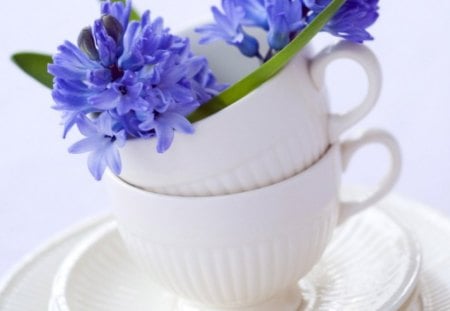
[107,26,401,311]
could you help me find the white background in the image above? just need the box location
[1,0,450,278]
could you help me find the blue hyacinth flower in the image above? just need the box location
[48,0,225,180]
[68,113,127,180]
[265,0,305,51]
[196,0,261,58]
[240,0,269,30]
[306,0,379,42]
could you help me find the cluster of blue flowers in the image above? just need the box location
[48,1,225,180]
[197,0,379,59]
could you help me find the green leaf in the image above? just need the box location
[11,53,53,89]
[108,0,140,21]
[129,7,140,21]
[188,0,346,123]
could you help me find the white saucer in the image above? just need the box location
[1,194,449,311]
[49,207,420,311]
[380,196,450,310]
[0,215,110,311]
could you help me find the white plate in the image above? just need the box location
[0,215,110,311]
[1,194,448,311]
[302,208,421,311]
[380,196,450,310]
[49,208,420,311]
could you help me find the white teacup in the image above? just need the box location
[119,26,382,196]
[108,129,401,311]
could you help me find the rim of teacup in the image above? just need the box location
[108,143,336,201]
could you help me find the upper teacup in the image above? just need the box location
[119,25,382,196]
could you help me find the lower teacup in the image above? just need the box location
[107,129,401,311]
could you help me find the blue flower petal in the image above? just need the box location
[93,20,119,67]
[265,0,305,51]
[105,145,122,175]
[196,0,261,58]
[162,113,195,134]
[69,136,104,154]
[89,88,121,110]
[154,124,175,153]
[76,115,99,137]
[88,150,108,181]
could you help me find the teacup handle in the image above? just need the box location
[338,129,402,223]
[310,41,382,142]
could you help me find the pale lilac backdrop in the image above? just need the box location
[1,0,449,278]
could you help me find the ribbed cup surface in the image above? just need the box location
[151,128,327,196]
[118,208,336,308]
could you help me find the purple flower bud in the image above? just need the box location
[77,27,99,60]
[101,15,124,44]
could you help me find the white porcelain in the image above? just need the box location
[2,194,450,311]
[48,208,420,311]
[380,196,450,311]
[0,215,109,311]
[107,129,400,311]
[119,26,382,196]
